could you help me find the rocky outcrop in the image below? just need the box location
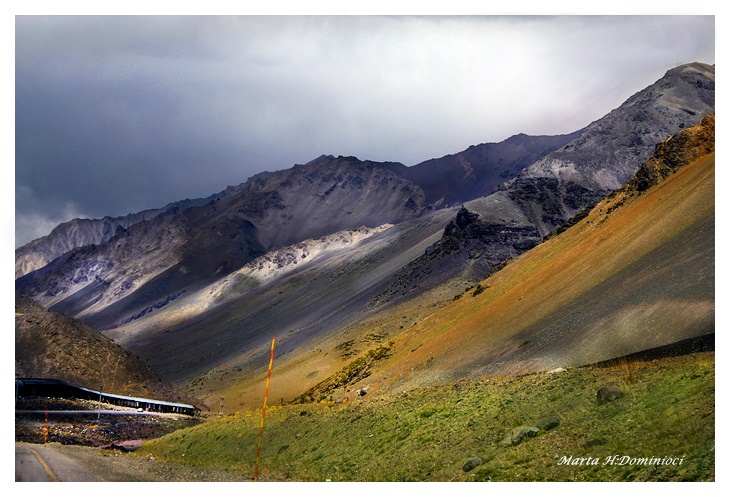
[371,207,541,305]
[626,113,715,194]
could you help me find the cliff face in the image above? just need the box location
[626,113,715,194]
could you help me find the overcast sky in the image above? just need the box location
[14,15,714,247]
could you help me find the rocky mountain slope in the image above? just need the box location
[15,293,195,404]
[16,129,577,281]
[14,63,714,410]
[356,114,714,395]
[376,63,714,300]
[192,114,715,412]
[133,112,715,411]
[107,208,460,383]
[389,131,582,208]
[15,129,578,332]
[502,61,714,234]
[15,156,429,326]
[14,176,267,279]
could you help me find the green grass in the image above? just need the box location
[138,352,714,481]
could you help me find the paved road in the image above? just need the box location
[15,443,102,482]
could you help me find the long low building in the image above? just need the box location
[15,378,196,416]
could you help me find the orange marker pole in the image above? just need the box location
[254,337,276,481]
[44,410,48,444]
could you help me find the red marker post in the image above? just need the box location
[254,337,276,481]
[44,410,48,444]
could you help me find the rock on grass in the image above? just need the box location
[462,457,483,472]
[597,385,624,404]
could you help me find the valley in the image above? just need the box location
[15,62,715,482]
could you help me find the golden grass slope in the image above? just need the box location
[369,125,714,395]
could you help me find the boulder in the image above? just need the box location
[501,425,541,446]
[462,457,483,472]
[597,385,624,404]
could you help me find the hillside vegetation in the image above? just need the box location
[138,352,714,481]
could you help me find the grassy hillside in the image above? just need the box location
[138,352,714,481]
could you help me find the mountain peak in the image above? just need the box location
[666,61,715,78]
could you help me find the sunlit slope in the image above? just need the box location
[374,141,713,392]
[116,207,459,384]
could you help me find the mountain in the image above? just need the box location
[107,209,460,383]
[15,155,429,327]
[356,113,714,395]
[390,131,583,208]
[140,103,715,412]
[15,293,195,404]
[501,61,714,234]
[14,63,714,410]
[15,129,578,330]
[15,130,579,282]
[375,63,714,301]
[202,111,714,412]
[14,174,271,279]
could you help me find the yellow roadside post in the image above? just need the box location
[254,337,276,481]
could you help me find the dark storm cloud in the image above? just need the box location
[14,15,715,246]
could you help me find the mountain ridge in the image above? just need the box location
[14,63,714,407]
[14,172,274,278]
[371,62,714,303]
[15,131,582,280]
[15,130,582,331]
